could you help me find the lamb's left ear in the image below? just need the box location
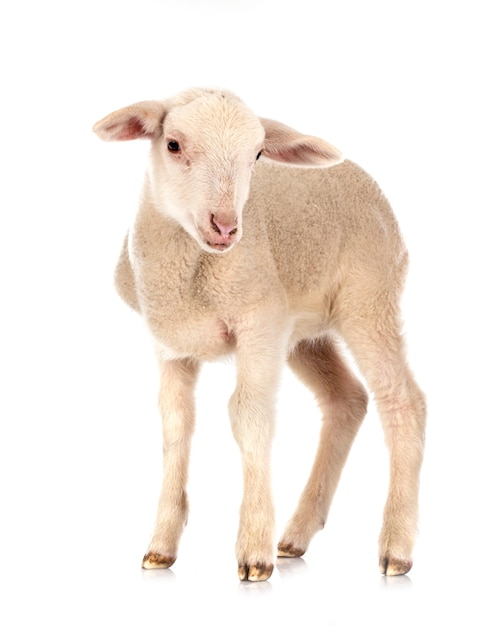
[93,100,166,141]
[260,118,343,167]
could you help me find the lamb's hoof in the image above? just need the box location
[379,555,413,576]
[238,562,274,582]
[277,541,306,558]
[142,551,176,570]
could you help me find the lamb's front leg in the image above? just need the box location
[229,330,286,582]
[142,358,200,569]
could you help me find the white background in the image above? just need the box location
[1,1,500,624]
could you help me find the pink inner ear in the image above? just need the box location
[115,117,150,140]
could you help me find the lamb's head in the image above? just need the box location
[93,88,343,254]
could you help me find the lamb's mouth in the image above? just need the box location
[206,240,233,252]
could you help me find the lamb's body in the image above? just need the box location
[95,89,426,582]
[119,160,405,360]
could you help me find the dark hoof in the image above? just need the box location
[379,555,413,576]
[142,551,176,570]
[238,562,274,582]
[277,542,306,558]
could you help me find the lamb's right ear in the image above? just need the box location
[260,118,343,167]
[92,101,166,141]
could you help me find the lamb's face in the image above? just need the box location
[150,94,265,254]
[94,89,343,255]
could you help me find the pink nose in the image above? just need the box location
[211,213,238,237]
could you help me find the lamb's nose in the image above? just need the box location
[211,214,238,237]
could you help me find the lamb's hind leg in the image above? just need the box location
[142,357,200,569]
[339,308,426,576]
[278,337,368,558]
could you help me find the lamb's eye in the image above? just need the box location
[167,140,181,153]
[256,151,262,161]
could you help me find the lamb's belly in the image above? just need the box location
[151,317,237,362]
[288,310,331,348]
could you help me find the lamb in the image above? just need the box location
[93,87,426,582]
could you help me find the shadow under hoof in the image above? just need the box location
[276,556,308,577]
[379,574,413,590]
[238,579,272,594]
[142,567,177,583]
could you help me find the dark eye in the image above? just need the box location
[167,140,181,153]
[256,151,262,161]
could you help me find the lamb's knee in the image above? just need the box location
[377,375,426,430]
[335,380,368,425]
[229,390,274,452]
[349,382,369,421]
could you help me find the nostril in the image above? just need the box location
[210,213,221,234]
[211,213,238,237]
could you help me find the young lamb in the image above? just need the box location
[93,87,426,582]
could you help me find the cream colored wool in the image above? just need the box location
[94,88,426,582]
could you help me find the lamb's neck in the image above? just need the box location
[135,187,230,300]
